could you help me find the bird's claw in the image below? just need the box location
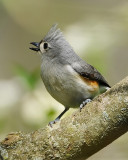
[48,118,59,127]
[80,99,92,112]
[48,121,55,128]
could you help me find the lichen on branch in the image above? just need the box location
[0,77,128,160]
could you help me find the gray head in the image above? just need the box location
[30,24,74,58]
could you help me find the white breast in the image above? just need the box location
[41,62,99,108]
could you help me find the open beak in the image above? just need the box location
[29,42,40,51]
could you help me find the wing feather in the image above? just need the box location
[72,60,110,88]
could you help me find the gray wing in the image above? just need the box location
[71,59,110,88]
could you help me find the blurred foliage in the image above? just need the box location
[1,0,92,35]
[0,119,6,133]
[46,108,57,122]
[14,64,40,90]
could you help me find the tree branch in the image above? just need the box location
[0,77,128,160]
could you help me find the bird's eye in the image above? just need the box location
[43,42,48,50]
[39,42,51,53]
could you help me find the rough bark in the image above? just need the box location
[0,77,128,160]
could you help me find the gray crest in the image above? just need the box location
[43,24,64,42]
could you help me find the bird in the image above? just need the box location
[29,24,110,127]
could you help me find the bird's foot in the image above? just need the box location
[48,118,60,128]
[80,99,92,112]
[48,108,69,127]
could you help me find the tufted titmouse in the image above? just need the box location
[30,24,110,126]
